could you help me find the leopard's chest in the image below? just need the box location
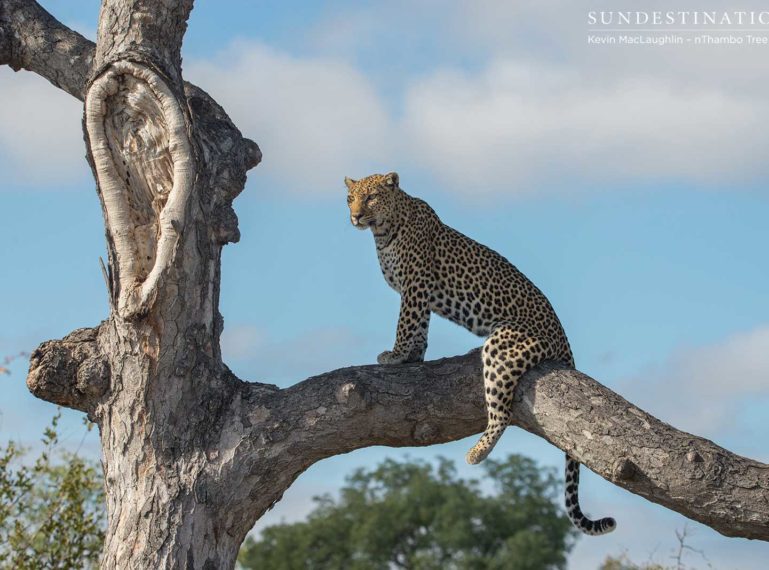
[376,245,401,292]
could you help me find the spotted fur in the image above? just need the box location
[345,172,616,536]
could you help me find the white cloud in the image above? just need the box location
[449,0,769,79]
[0,68,89,188]
[184,29,769,198]
[6,1,769,197]
[185,41,393,195]
[305,0,769,196]
[306,10,382,56]
[620,325,769,437]
[402,60,769,194]
[2,40,394,195]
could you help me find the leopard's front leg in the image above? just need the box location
[378,281,431,365]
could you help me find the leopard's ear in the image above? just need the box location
[382,172,399,189]
[344,176,356,190]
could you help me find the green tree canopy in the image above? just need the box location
[0,412,105,569]
[239,454,577,570]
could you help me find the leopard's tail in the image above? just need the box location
[564,453,616,535]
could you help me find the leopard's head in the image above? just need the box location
[344,172,400,230]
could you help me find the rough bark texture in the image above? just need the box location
[222,354,769,542]
[94,0,192,84]
[3,1,768,568]
[0,0,94,98]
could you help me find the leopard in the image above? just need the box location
[345,171,616,536]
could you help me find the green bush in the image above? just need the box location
[239,454,577,570]
[0,412,105,569]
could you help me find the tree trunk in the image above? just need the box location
[1,1,768,568]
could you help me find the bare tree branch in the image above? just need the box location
[27,325,109,414]
[211,350,769,543]
[0,0,94,99]
[0,0,196,99]
[28,318,769,550]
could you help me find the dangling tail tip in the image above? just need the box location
[593,517,617,535]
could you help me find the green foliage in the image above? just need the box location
[0,411,105,569]
[239,454,577,570]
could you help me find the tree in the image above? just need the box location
[239,455,576,570]
[0,412,105,569]
[0,1,766,568]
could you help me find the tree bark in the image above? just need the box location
[3,1,768,568]
[0,0,93,99]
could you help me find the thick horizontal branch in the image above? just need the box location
[246,351,769,542]
[27,325,109,414]
[0,0,94,99]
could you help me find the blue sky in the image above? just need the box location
[2,1,769,568]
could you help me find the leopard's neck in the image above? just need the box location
[372,191,415,250]
[372,220,400,250]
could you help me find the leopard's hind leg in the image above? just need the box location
[466,325,549,465]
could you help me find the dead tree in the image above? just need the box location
[1,1,767,567]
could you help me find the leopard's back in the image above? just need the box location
[386,198,573,362]
[432,223,571,352]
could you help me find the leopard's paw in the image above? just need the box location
[377,350,408,365]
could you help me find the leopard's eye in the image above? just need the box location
[366,195,377,205]
[347,195,354,205]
